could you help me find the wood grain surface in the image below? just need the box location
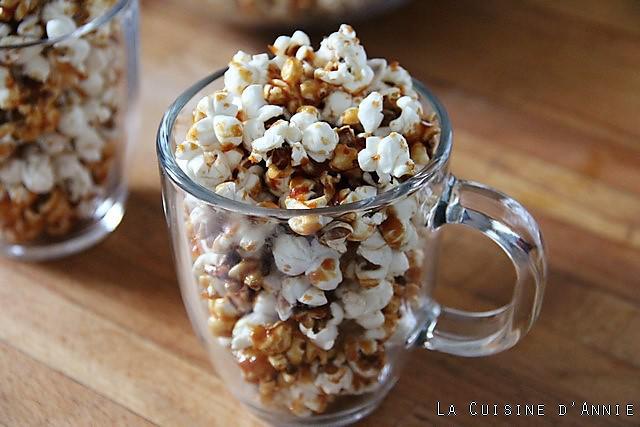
[2,0,639,425]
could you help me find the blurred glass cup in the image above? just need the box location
[0,0,139,260]
[204,0,410,29]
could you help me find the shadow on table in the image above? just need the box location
[33,187,212,365]
[41,188,178,296]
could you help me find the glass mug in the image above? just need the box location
[157,70,547,426]
[0,0,139,260]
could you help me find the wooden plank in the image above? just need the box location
[529,0,640,36]
[0,270,263,427]
[0,342,153,426]
[356,0,640,149]
[436,84,640,197]
[452,131,640,250]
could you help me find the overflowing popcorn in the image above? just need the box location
[0,0,126,244]
[179,25,439,417]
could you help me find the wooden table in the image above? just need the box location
[2,0,639,425]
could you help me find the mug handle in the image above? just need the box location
[410,175,547,357]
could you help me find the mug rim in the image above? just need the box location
[0,0,133,50]
[156,68,453,219]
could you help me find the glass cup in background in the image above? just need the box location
[157,70,547,426]
[0,0,139,260]
[204,0,410,29]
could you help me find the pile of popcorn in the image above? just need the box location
[178,25,439,416]
[0,0,123,244]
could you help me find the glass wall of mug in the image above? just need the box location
[157,69,454,425]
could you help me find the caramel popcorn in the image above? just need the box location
[0,0,126,245]
[179,25,439,416]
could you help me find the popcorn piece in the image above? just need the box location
[281,57,304,85]
[301,121,338,162]
[214,182,250,203]
[273,234,313,276]
[213,115,243,148]
[46,16,75,39]
[271,30,311,58]
[322,91,353,123]
[58,107,104,162]
[207,216,273,256]
[285,379,328,417]
[228,259,264,291]
[318,221,352,253]
[53,154,95,202]
[255,321,294,355]
[299,302,344,350]
[17,15,42,38]
[196,90,239,120]
[241,85,266,119]
[357,231,392,266]
[262,272,284,293]
[254,292,279,318]
[281,275,311,310]
[380,208,420,250]
[21,152,54,194]
[329,141,358,172]
[357,92,383,134]
[346,338,385,379]
[389,250,410,277]
[290,107,319,132]
[235,162,263,197]
[338,186,385,242]
[337,280,393,329]
[0,67,18,109]
[187,117,218,148]
[184,150,234,189]
[192,252,228,295]
[298,286,327,307]
[369,58,417,98]
[356,310,385,329]
[23,53,50,81]
[390,96,422,137]
[314,25,374,94]
[232,311,277,350]
[357,132,416,181]
[315,365,354,395]
[305,239,342,290]
[265,163,293,196]
[285,196,331,236]
[250,120,301,163]
[224,51,269,96]
[390,303,418,343]
[0,159,24,185]
[242,105,285,150]
[355,259,388,288]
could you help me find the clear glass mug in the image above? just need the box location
[157,70,547,426]
[0,0,139,260]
